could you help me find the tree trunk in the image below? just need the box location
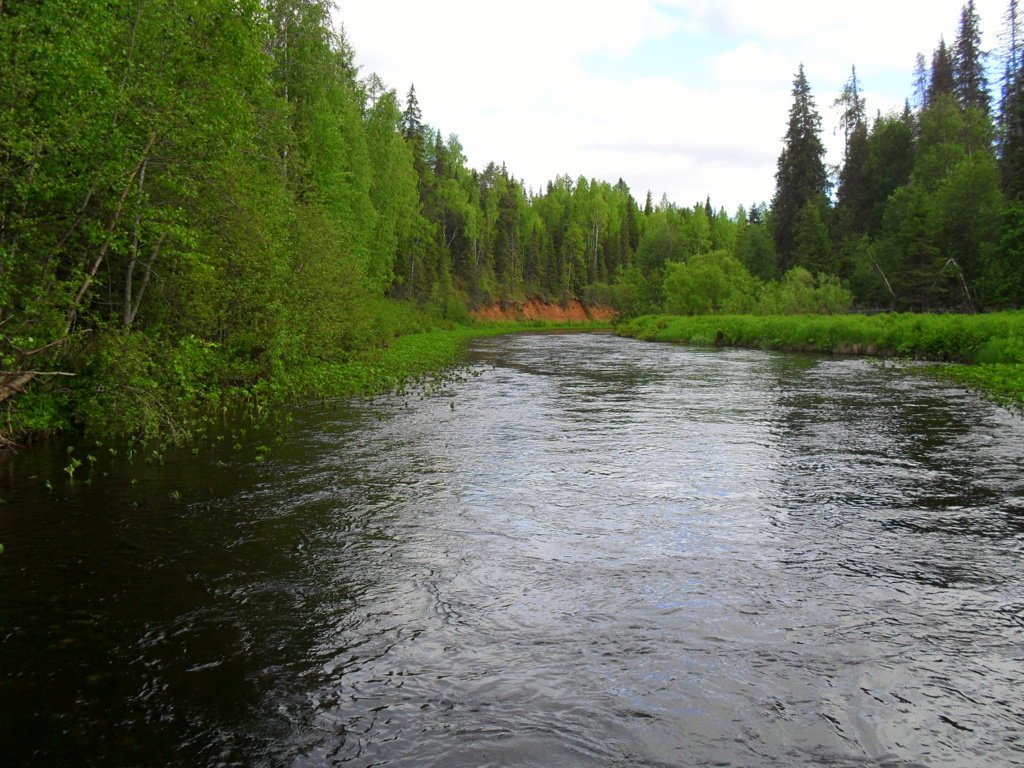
[124,232,166,326]
[65,131,157,336]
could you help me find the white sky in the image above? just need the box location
[335,0,1010,212]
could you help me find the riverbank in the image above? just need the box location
[470,298,616,324]
[616,312,1024,409]
[1,318,611,449]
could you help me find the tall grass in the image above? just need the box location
[617,312,1024,363]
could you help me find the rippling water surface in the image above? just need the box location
[1,332,1022,767]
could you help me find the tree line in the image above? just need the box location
[1,0,1022,436]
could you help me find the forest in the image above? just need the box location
[1,0,1023,442]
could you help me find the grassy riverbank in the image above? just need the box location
[617,312,1024,409]
[3,317,610,448]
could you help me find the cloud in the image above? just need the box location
[706,41,796,89]
[669,0,1006,76]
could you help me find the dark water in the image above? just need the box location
[1,332,1022,767]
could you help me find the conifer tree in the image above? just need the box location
[401,84,423,141]
[1007,0,1023,60]
[999,0,1024,197]
[834,66,870,238]
[736,205,777,281]
[929,39,957,105]
[771,65,830,271]
[837,120,871,235]
[793,199,834,274]
[401,84,427,178]
[953,1,989,114]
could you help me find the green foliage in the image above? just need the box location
[735,210,777,281]
[953,1,989,114]
[975,335,1024,364]
[659,256,849,318]
[9,387,74,437]
[1001,65,1024,200]
[862,112,916,237]
[792,198,834,274]
[978,202,1024,308]
[610,266,663,318]
[76,330,227,442]
[663,251,759,315]
[756,269,853,315]
[582,283,618,308]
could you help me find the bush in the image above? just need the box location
[757,268,853,315]
[662,250,759,315]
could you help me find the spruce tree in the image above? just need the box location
[401,84,427,180]
[793,199,834,274]
[771,65,830,271]
[833,66,870,238]
[1000,0,1024,197]
[401,84,423,141]
[1007,0,1023,61]
[929,39,957,105]
[837,120,871,234]
[953,1,990,114]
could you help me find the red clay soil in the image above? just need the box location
[470,298,616,323]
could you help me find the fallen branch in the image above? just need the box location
[0,371,76,377]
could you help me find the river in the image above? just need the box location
[1,332,1022,767]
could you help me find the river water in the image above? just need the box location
[1,332,1022,767]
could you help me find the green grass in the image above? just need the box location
[617,312,1024,362]
[616,312,1024,408]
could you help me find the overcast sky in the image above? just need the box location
[336,0,1010,212]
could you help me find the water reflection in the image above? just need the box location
[1,332,1022,767]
